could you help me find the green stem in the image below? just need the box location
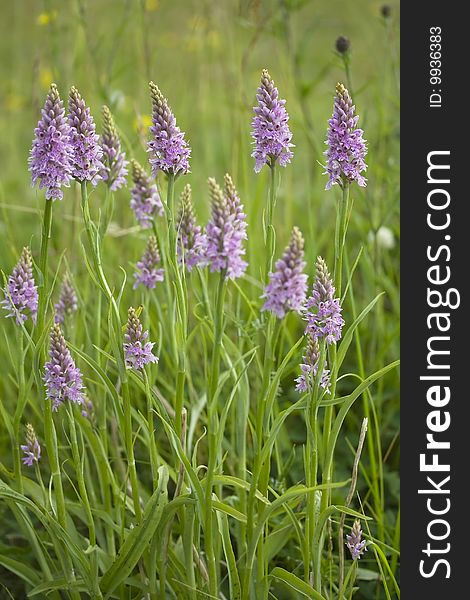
[205,270,227,596]
[164,175,187,437]
[80,182,120,322]
[307,340,327,586]
[315,184,350,590]
[152,219,178,365]
[122,380,142,522]
[253,313,276,596]
[209,271,226,406]
[44,398,66,527]
[80,181,142,524]
[342,55,354,98]
[96,293,102,368]
[36,198,53,338]
[334,184,349,299]
[183,506,197,600]
[35,462,48,508]
[345,251,381,537]
[13,331,26,494]
[43,399,80,600]
[144,369,159,489]
[166,174,176,261]
[265,164,277,282]
[244,165,278,598]
[67,405,101,597]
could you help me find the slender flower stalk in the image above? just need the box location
[133,236,164,289]
[335,39,353,93]
[44,324,85,411]
[176,184,206,271]
[205,175,247,280]
[261,226,307,318]
[119,328,152,523]
[21,424,41,467]
[100,105,128,191]
[304,258,344,588]
[78,173,143,535]
[123,307,158,371]
[29,86,72,335]
[54,274,78,324]
[130,159,163,228]
[29,83,73,201]
[2,247,38,325]
[346,520,367,560]
[66,402,98,589]
[147,85,191,452]
[204,176,247,597]
[324,83,367,190]
[251,71,292,283]
[68,86,104,185]
[315,107,360,585]
[148,81,191,177]
[251,69,294,173]
[205,269,227,598]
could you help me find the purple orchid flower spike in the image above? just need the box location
[148,81,191,177]
[68,86,104,185]
[100,105,128,191]
[123,307,158,371]
[324,83,367,190]
[29,83,73,200]
[251,69,294,173]
[262,226,308,318]
[205,174,248,280]
[2,247,38,325]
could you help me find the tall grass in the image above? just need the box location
[0,1,399,598]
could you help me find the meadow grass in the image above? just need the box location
[0,1,399,598]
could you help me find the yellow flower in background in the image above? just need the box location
[40,68,54,90]
[207,30,221,49]
[36,11,58,26]
[187,16,209,31]
[133,114,152,134]
[145,0,159,11]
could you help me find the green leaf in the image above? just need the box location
[212,500,247,524]
[0,482,92,590]
[263,336,304,431]
[270,567,327,599]
[335,293,385,374]
[369,542,401,598]
[216,511,242,600]
[324,360,400,475]
[356,568,381,581]
[28,577,87,596]
[69,342,124,421]
[0,554,40,587]
[157,414,206,515]
[247,482,349,573]
[209,475,269,504]
[320,359,400,408]
[100,466,169,598]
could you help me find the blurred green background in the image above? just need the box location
[0,1,399,596]
[1,0,399,241]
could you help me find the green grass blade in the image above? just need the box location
[100,465,169,597]
[270,567,327,600]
